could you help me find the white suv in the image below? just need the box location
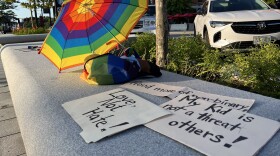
[194,0,280,49]
[131,5,156,34]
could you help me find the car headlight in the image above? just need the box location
[210,21,232,28]
[144,19,156,27]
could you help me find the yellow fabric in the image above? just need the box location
[41,44,61,69]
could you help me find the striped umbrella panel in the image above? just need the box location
[40,0,148,71]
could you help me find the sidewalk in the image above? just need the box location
[0,56,26,156]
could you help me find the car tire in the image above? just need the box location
[203,29,210,44]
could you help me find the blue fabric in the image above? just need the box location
[85,51,141,85]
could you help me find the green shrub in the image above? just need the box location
[194,49,222,81]
[233,43,280,95]
[13,27,49,35]
[131,33,156,60]
[129,33,280,98]
[167,36,205,74]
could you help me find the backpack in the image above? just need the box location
[81,48,141,85]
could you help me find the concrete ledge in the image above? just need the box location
[0,34,47,45]
[1,43,280,156]
[170,23,188,31]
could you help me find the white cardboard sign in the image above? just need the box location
[62,88,171,143]
[121,80,185,97]
[146,95,280,156]
[168,87,255,112]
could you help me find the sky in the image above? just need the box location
[12,1,44,19]
[12,0,59,21]
[13,5,33,19]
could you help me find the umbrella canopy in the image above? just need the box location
[39,0,148,71]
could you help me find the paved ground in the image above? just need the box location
[0,56,26,156]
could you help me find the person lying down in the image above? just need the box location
[81,47,162,85]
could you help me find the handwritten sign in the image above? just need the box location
[121,80,185,97]
[62,88,171,143]
[168,87,255,112]
[146,95,280,156]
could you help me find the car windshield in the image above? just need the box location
[210,0,270,12]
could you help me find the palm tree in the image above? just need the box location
[0,0,17,32]
[21,1,35,28]
[155,0,169,67]
[20,0,41,28]
[37,0,54,27]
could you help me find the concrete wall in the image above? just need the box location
[0,34,47,45]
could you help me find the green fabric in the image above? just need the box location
[89,55,114,84]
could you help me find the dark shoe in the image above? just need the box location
[148,62,162,77]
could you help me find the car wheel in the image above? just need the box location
[203,29,210,44]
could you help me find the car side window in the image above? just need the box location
[201,1,209,15]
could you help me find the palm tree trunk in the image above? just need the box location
[155,0,169,67]
[30,8,34,28]
[49,9,52,26]
[33,0,38,27]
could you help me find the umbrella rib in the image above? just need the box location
[92,11,125,48]
[85,7,94,53]
[58,0,100,23]
[59,9,91,23]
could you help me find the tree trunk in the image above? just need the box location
[53,0,58,18]
[155,0,169,68]
[30,8,34,28]
[33,0,38,27]
[49,8,52,26]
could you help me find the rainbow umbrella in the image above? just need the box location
[39,0,148,72]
